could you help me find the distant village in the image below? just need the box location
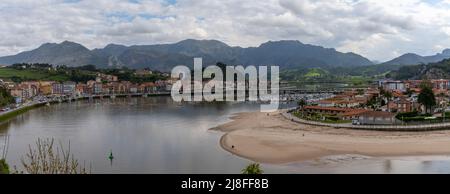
[1,69,174,105]
[298,79,450,125]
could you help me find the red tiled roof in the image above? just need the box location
[304,106,354,112]
[339,109,370,116]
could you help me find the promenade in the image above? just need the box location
[282,111,450,131]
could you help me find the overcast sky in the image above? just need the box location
[1,0,450,61]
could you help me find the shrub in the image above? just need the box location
[20,138,90,174]
[242,163,263,174]
[0,159,9,174]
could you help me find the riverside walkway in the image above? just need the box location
[282,111,450,132]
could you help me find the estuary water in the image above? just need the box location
[2,96,450,174]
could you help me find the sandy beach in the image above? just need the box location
[212,111,450,164]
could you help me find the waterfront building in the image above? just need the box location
[93,82,103,94]
[52,83,64,95]
[63,81,76,95]
[129,84,138,93]
[76,83,89,95]
[39,81,54,95]
[139,82,157,94]
[21,81,39,96]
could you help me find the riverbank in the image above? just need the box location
[212,111,450,164]
[0,102,47,123]
[0,93,171,123]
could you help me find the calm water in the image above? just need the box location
[2,96,450,174]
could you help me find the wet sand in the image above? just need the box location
[211,111,450,164]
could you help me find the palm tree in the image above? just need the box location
[298,99,307,117]
[242,163,264,174]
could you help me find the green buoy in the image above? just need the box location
[108,150,114,160]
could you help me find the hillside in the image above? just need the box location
[0,39,374,71]
[382,49,450,66]
[389,59,450,80]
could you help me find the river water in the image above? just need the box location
[1,96,450,174]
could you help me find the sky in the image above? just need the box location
[1,0,450,62]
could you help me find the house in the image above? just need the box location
[358,111,399,125]
[96,73,118,82]
[339,109,370,120]
[302,106,370,121]
[135,69,153,76]
[317,100,335,107]
[387,98,414,113]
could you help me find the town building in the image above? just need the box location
[357,111,399,125]
[52,83,64,95]
[63,81,76,95]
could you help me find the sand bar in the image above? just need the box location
[212,111,450,164]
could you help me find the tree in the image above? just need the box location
[0,87,15,107]
[298,99,307,108]
[298,99,307,117]
[383,91,393,100]
[418,81,436,114]
[242,163,263,174]
[356,89,364,95]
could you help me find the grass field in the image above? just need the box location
[0,68,70,81]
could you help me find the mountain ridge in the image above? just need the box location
[382,50,450,66]
[0,39,375,71]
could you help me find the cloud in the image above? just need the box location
[0,0,450,61]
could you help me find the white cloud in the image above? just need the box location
[1,0,450,61]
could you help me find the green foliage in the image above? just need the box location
[0,64,168,84]
[389,64,426,80]
[297,99,307,108]
[396,111,420,120]
[396,111,436,122]
[242,163,263,174]
[68,69,96,83]
[0,87,15,107]
[0,159,9,174]
[389,59,450,80]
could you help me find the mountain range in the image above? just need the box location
[382,49,450,66]
[0,39,374,71]
[1,39,450,72]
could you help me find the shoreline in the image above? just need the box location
[0,93,170,123]
[213,111,450,164]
